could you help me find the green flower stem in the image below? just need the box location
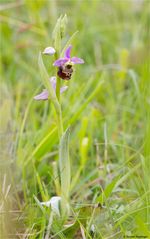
[58,106,63,137]
[56,75,61,102]
[54,43,69,217]
[56,76,63,137]
[54,53,64,138]
[54,103,63,138]
[55,52,60,102]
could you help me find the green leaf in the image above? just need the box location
[52,15,62,53]
[60,14,68,39]
[96,176,120,205]
[38,52,55,99]
[52,15,68,54]
[24,127,57,166]
[135,216,150,237]
[38,52,60,111]
[60,31,79,57]
[67,75,104,126]
[33,195,46,214]
[59,127,70,202]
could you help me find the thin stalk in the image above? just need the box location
[55,51,61,102]
[57,106,63,137]
[56,76,61,102]
[54,52,64,138]
[54,104,63,138]
[56,76,63,137]
[54,44,70,218]
[45,212,53,239]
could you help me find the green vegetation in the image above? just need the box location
[0,0,150,238]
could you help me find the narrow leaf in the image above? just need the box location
[38,52,60,111]
[59,127,70,201]
[52,15,62,53]
[33,195,45,214]
[67,77,104,125]
[97,176,120,204]
[61,31,79,57]
[60,14,68,39]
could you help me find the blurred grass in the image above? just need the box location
[0,0,150,238]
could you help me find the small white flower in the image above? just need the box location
[40,196,61,216]
[91,224,95,232]
[43,46,56,55]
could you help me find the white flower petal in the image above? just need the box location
[41,196,61,216]
[43,47,56,55]
[34,89,49,100]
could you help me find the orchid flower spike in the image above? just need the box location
[34,76,68,101]
[53,45,84,67]
[43,46,56,55]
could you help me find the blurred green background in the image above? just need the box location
[0,0,150,238]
